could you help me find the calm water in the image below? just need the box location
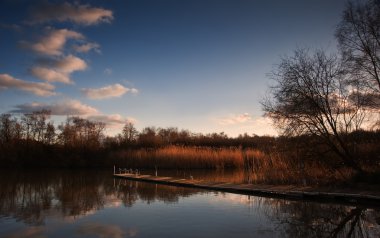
[0,170,379,238]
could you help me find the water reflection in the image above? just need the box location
[76,223,127,238]
[0,170,202,224]
[115,177,202,207]
[0,169,379,238]
[258,198,380,237]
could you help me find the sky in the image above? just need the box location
[0,0,348,137]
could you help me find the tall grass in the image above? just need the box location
[243,149,354,185]
[110,145,360,185]
[111,146,244,169]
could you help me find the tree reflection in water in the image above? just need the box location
[256,198,380,238]
[0,169,379,238]
[114,178,203,207]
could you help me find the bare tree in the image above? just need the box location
[122,122,138,144]
[262,49,369,172]
[336,0,380,93]
[0,114,15,143]
[44,122,56,145]
[58,117,105,149]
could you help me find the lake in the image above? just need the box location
[0,169,379,238]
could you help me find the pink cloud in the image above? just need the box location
[12,100,98,115]
[218,113,252,125]
[81,84,138,100]
[73,42,101,53]
[31,55,87,84]
[0,73,55,97]
[21,29,84,56]
[30,2,113,26]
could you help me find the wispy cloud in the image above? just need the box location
[20,28,84,56]
[218,113,252,125]
[11,100,98,115]
[73,42,100,53]
[11,99,136,129]
[53,54,87,73]
[0,22,22,31]
[87,114,137,126]
[31,55,87,84]
[82,84,138,100]
[30,2,113,26]
[103,68,112,75]
[30,67,71,84]
[0,73,55,96]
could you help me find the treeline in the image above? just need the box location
[0,111,107,167]
[1,110,380,173]
[0,110,276,167]
[105,122,275,149]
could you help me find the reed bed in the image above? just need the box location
[111,145,357,185]
[112,146,244,169]
[243,150,355,185]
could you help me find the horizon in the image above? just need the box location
[0,0,348,137]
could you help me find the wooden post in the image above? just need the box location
[114,165,115,175]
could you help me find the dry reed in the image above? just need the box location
[111,145,357,185]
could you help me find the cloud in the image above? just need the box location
[73,42,100,53]
[0,73,55,96]
[82,84,138,100]
[11,100,137,128]
[0,23,22,32]
[53,54,87,73]
[31,55,87,84]
[11,100,98,115]
[21,29,84,56]
[103,68,112,75]
[218,113,252,125]
[30,2,113,26]
[250,116,277,136]
[130,88,139,94]
[30,67,71,84]
[87,114,137,126]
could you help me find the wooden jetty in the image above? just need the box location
[114,173,380,207]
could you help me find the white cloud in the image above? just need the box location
[81,84,138,100]
[73,42,100,53]
[87,114,137,126]
[130,88,139,94]
[12,100,98,115]
[31,55,87,84]
[21,29,84,56]
[0,73,55,96]
[218,113,252,125]
[30,2,113,25]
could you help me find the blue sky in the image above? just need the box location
[0,0,347,136]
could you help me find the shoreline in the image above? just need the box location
[114,173,380,208]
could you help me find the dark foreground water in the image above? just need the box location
[0,170,379,238]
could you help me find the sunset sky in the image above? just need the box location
[0,0,347,136]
